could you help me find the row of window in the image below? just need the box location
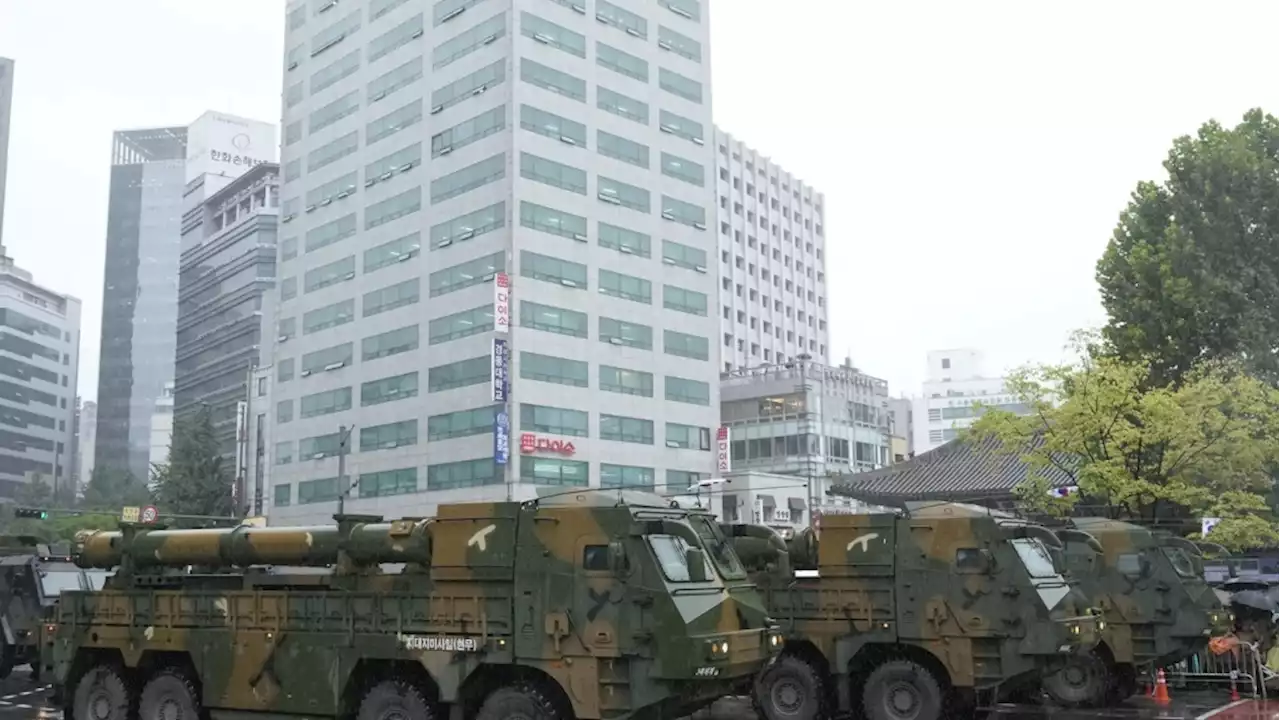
[272,456,707,506]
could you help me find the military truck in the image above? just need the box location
[46,491,783,720]
[0,535,96,680]
[1042,518,1229,707]
[724,502,1103,720]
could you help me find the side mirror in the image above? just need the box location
[686,547,710,582]
[607,540,629,575]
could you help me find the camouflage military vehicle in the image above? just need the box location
[724,502,1103,720]
[0,534,94,680]
[46,491,783,720]
[1042,518,1229,707]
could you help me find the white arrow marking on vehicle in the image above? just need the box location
[847,532,881,553]
[468,524,497,551]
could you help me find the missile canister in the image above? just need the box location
[72,519,433,570]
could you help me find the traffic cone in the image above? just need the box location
[1153,668,1171,705]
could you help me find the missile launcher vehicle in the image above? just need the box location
[724,502,1103,720]
[45,491,783,720]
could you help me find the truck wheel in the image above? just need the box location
[0,637,14,680]
[476,684,561,720]
[1042,652,1108,708]
[357,678,435,720]
[861,660,943,720]
[72,664,132,720]
[139,669,202,720]
[753,655,827,720]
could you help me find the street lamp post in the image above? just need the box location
[335,425,356,516]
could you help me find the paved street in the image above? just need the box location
[0,667,53,717]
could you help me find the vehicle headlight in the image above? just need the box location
[706,639,730,658]
[1097,620,1106,632]
[1071,624,1081,635]
[769,632,783,649]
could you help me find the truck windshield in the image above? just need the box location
[1161,547,1199,578]
[647,534,714,583]
[40,570,86,596]
[689,517,747,581]
[1011,538,1060,579]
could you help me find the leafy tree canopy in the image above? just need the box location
[1095,108,1278,388]
[968,334,1278,552]
[81,466,153,511]
[152,405,235,517]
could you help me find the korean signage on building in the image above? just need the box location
[491,338,508,402]
[494,410,510,465]
[519,433,576,456]
[716,426,731,474]
[493,272,510,333]
[185,110,277,184]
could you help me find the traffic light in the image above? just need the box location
[14,508,47,520]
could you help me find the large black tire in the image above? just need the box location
[1041,652,1109,708]
[475,683,562,720]
[752,655,828,720]
[357,678,435,720]
[138,668,202,720]
[0,637,14,680]
[861,659,944,720]
[1105,663,1137,704]
[72,664,132,720]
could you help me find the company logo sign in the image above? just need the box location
[494,272,510,333]
[716,426,731,474]
[494,411,510,466]
[519,433,576,456]
[491,338,509,402]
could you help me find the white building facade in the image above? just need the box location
[713,128,827,371]
[148,381,174,480]
[910,348,1028,453]
[266,0,719,524]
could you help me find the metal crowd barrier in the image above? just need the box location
[1167,637,1274,701]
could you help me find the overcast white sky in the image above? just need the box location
[0,0,1276,402]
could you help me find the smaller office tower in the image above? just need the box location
[77,399,97,487]
[911,348,1028,453]
[0,245,81,499]
[714,128,828,371]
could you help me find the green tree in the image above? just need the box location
[152,405,234,517]
[81,466,152,511]
[968,337,1278,551]
[1096,108,1279,387]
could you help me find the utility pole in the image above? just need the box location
[335,424,355,515]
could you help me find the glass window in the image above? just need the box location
[432,60,505,115]
[658,25,701,62]
[521,403,588,437]
[301,342,354,374]
[600,415,653,445]
[286,81,305,109]
[276,400,294,424]
[364,232,422,274]
[311,11,360,58]
[665,375,710,405]
[519,456,588,487]
[599,317,652,350]
[666,469,703,491]
[431,202,505,249]
[280,237,298,262]
[303,299,355,334]
[368,13,424,63]
[663,285,708,316]
[666,423,711,450]
[367,100,423,145]
[521,201,587,242]
[365,142,422,182]
[434,12,506,69]
[275,440,294,466]
[659,67,702,103]
[659,0,701,22]
[363,278,420,317]
[597,86,648,125]
[434,0,490,25]
[429,405,499,440]
[371,0,412,21]
[309,90,360,133]
[691,516,747,580]
[429,251,503,296]
[429,306,494,344]
[280,276,297,301]
[361,371,419,406]
[596,42,648,82]
[661,239,707,271]
[648,534,698,582]
[600,365,653,397]
[367,56,423,103]
[307,172,359,208]
[597,130,649,169]
[598,176,650,213]
[520,301,588,338]
[358,467,418,498]
[521,251,586,289]
[288,5,307,30]
[521,59,586,102]
[428,355,490,392]
[365,186,422,229]
[1011,538,1061,579]
[431,105,505,157]
[274,482,292,506]
[299,431,346,458]
[661,152,704,187]
[597,0,647,38]
[432,153,506,203]
[278,317,297,341]
[277,357,295,382]
[598,269,651,304]
[428,457,501,490]
[312,49,361,94]
[521,12,586,58]
[360,419,419,451]
[520,152,587,195]
[306,213,358,252]
[307,131,359,171]
[598,222,650,257]
[520,105,587,147]
[521,352,588,388]
[298,477,339,505]
[304,255,356,293]
[300,387,353,418]
[1160,547,1199,578]
[602,464,655,490]
[287,43,307,70]
[362,324,419,361]
[661,195,706,229]
[663,329,709,360]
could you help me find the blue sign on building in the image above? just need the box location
[491,337,509,402]
[494,409,510,465]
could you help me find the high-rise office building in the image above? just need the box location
[0,245,81,500]
[713,128,827,371]
[0,57,14,244]
[265,0,717,523]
